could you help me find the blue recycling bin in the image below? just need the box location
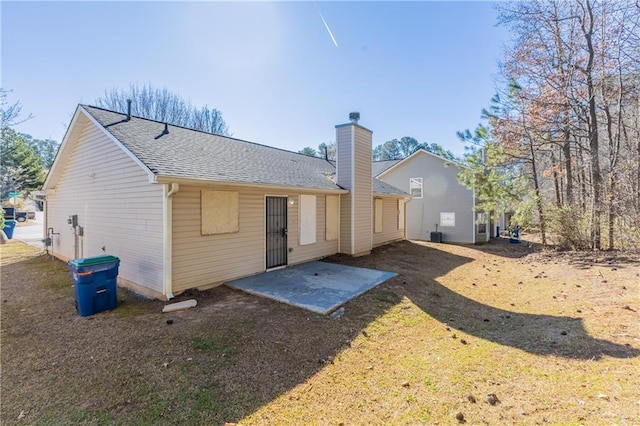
[509,227,521,244]
[68,255,120,316]
[3,220,17,239]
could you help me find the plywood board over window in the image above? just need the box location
[325,195,339,241]
[299,194,317,245]
[201,190,239,235]
[374,198,383,233]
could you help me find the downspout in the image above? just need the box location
[472,190,476,244]
[43,194,49,256]
[350,125,355,254]
[163,183,179,300]
[337,195,341,254]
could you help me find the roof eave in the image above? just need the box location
[43,105,84,190]
[155,175,349,194]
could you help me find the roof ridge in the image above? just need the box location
[81,104,332,165]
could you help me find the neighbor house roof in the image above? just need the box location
[373,159,401,177]
[75,105,405,196]
[376,148,466,179]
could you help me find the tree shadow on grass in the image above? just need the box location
[2,242,638,426]
[187,241,637,423]
[338,241,639,360]
[399,272,639,361]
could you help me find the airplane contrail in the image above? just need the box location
[315,3,338,47]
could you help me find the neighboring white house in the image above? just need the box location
[374,149,490,244]
[43,106,408,300]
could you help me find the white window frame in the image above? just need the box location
[410,177,423,199]
[440,212,455,227]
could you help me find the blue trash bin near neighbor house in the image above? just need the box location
[3,220,17,239]
[68,255,120,316]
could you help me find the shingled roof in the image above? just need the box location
[373,159,401,177]
[82,106,405,196]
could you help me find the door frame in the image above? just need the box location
[265,195,289,271]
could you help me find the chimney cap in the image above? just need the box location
[349,112,360,123]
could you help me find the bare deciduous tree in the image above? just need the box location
[95,83,230,136]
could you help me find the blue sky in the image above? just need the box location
[2,1,509,157]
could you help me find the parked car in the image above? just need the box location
[2,207,34,222]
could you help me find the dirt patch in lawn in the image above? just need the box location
[1,237,638,425]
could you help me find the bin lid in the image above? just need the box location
[69,255,119,267]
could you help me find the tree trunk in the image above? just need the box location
[562,128,574,205]
[551,150,562,207]
[582,0,602,250]
[530,140,546,245]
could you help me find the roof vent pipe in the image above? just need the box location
[163,122,169,135]
[349,112,360,124]
[126,99,132,121]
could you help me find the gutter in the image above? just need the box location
[163,183,179,300]
[155,176,348,194]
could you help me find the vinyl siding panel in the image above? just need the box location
[352,126,372,254]
[336,125,354,254]
[339,193,352,254]
[336,127,352,190]
[373,196,405,247]
[336,124,373,255]
[172,186,339,293]
[379,151,474,243]
[46,119,164,293]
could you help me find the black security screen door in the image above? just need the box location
[266,196,288,269]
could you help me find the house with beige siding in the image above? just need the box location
[374,149,489,244]
[43,106,407,300]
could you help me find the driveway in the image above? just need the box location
[12,212,44,249]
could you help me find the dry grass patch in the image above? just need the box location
[1,238,639,425]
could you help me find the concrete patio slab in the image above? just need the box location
[226,261,397,314]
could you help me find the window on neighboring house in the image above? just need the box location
[410,178,423,199]
[477,213,487,234]
[440,212,455,227]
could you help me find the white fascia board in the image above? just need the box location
[155,176,348,194]
[43,105,83,189]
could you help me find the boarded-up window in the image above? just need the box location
[325,195,339,241]
[398,199,405,230]
[410,178,423,198]
[201,190,239,235]
[299,195,316,245]
[374,198,383,233]
[440,212,455,227]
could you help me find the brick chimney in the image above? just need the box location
[336,112,372,256]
